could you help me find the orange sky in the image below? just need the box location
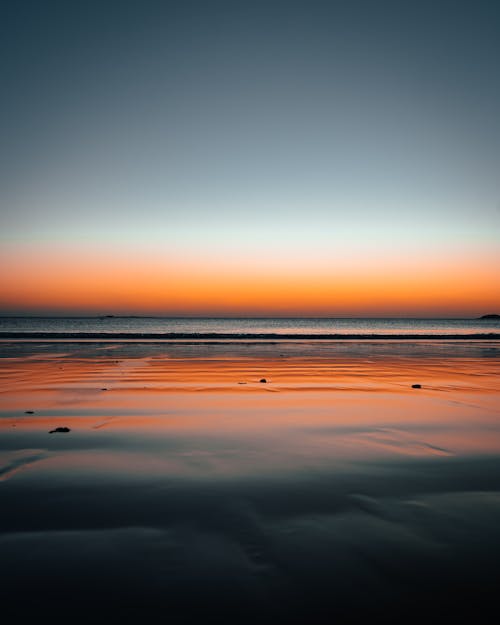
[1,242,499,316]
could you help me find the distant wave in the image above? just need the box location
[1,332,499,340]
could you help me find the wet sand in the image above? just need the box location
[1,340,499,623]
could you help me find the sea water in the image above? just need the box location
[0,316,499,335]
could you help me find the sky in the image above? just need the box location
[1,0,499,316]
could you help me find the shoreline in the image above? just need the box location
[1,338,499,622]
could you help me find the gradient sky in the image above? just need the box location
[1,0,499,316]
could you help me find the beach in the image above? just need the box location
[1,338,499,622]
[3,0,500,620]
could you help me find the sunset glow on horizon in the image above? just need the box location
[1,237,498,316]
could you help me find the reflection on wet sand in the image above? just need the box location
[0,341,499,622]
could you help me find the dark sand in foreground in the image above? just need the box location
[1,340,499,623]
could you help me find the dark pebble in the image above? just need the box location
[49,427,71,434]
[412,384,422,389]
[101,388,108,391]
[260,378,267,383]
[25,410,34,414]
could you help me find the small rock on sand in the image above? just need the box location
[25,410,34,414]
[49,427,71,434]
[260,378,267,383]
[412,384,422,389]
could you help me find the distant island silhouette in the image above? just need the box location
[479,314,500,319]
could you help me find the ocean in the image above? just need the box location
[1,316,499,337]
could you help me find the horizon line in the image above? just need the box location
[0,314,498,320]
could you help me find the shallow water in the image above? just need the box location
[0,340,499,622]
